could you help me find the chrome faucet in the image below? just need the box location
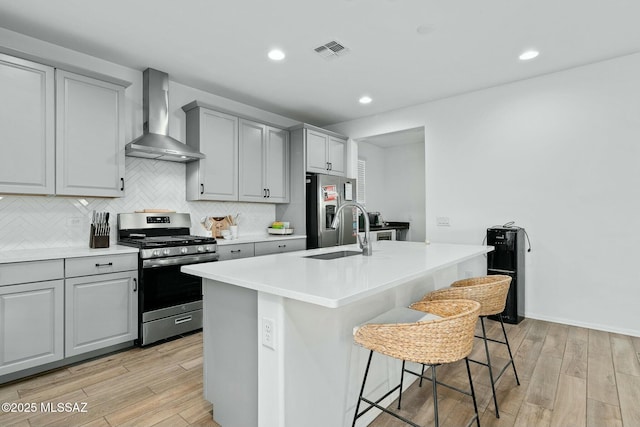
[330,201,373,256]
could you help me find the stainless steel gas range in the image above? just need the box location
[117,212,218,346]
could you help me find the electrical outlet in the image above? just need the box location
[262,317,275,350]
[436,216,450,227]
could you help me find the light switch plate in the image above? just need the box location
[436,216,450,227]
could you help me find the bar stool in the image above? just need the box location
[420,275,520,418]
[351,299,481,427]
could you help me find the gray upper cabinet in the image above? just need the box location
[306,129,330,174]
[239,119,289,203]
[184,104,239,201]
[265,127,290,202]
[327,136,346,176]
[55,70,126,197]
[0,54,55,195]
[305,128,346,176]
[239,119,266,201]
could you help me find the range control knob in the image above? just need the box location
[197,246,204,252]
[163,249,171,256]
[152,250,160,257]
[181,247,188,254]
[205,245,213,252]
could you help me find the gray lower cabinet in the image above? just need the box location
[65,271,138,357]
[254,239,306,256]
[0,280,64,376]
[217,243,255,261]
[0,253,138,379]
[218,238,306,261]
[64,254,138,357]
[0,259,65,376]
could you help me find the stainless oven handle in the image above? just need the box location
[142,253,219,268]
[175,315,193,325]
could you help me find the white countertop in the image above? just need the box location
[0,245,139,264]
[215,233,306,246]
[182,241,493,308]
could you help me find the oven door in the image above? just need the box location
[140,253,218,315]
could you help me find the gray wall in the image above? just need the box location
[329,52,640,337]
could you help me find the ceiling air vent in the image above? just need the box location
[314,40,350,60]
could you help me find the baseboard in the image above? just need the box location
[525,312,640,338]
[0,341,135,385]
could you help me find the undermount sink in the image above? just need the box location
[305,250,363,260]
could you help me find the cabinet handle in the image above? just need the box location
[175,315,193,325]
[200,184,204,194]
[95,262,113,267]
[328,162,332,170]
[133,278,138,292]
[278,244,286,248]
[231,250,242,253]
[263,189,267,198]
[267,188,270,198]
[120,178,125,191]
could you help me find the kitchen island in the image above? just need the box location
[182,241,492,427]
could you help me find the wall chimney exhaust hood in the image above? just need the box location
[125,68,205,163]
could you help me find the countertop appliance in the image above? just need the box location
[367,212,384,227]
[118,212,218,346]
[306,174,358,249]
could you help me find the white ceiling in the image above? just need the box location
[1,0,639,127]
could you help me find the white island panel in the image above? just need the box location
[186,241,492,427]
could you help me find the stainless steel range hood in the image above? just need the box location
[125,68,205,163]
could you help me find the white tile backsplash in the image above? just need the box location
[0,157,275,250]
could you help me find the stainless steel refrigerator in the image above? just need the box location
[306,174,358,249]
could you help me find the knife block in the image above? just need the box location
[89,224,110,248]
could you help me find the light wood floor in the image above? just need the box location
[1,319,639,427]
[368,318,640,427]
[0,332,218,427]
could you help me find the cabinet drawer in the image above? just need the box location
[217,243,255,261]
[65,253,138,278]
[255,239,306,257]
[0,259,64,286]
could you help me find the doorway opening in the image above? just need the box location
[354,126,425,242]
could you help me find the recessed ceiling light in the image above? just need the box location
[268,49,285,61]
[359,96,372,104]
[519,50,539,61]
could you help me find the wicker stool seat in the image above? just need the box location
[352,299,481,427]
[421,274,520,418]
